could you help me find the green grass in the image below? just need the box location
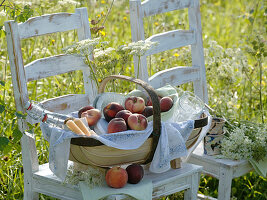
[0,0,266,199]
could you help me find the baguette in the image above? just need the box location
[66,120,84,135]
[74,118,91,136]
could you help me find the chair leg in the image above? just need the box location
[184,172,200,200]
[21,134,39,200]
[23,181,39,200]
[218,167,233,200]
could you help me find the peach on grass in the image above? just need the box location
[105,166,128,188]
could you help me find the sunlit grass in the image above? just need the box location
[0,0,266,199]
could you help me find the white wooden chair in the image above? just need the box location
[5,7,97,200]
[5,6,203,200]
[129,0,253,200]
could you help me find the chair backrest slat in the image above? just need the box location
[130,0,208,103]
[75,8,96,99]
[5,8,95,189]
[149,66,200,89]
[5,20,29,131]
[5,7,96,131]
[145,30,195,56]
[18,13,82,39]
[24,55,87,82]
[142,0,195,17]
[188,6,208,102]
[41,94,90,114]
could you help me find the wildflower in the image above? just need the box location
[63,38,101,56]
[101,11,105,16]
[51,39,55,45]
[244,13,250,18]
[123,16,127,21]
[121,40,157,56]
[221,122,267,161]
[58,0,80,6]
[0,10,6,17]
[161,58,165,62]
[99,30,106,37]
[154,22,159,26]
[14,1,32,6]
[101,0,106,4]
[173,53,179,57]
[225,48,234,56]
[32,47,51,56]
[65,165,105,187]
[97,14,101,18]
[94,47,115,59]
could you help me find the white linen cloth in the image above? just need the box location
[40,117,194,180]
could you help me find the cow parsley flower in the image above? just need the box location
[94,47,115,59]
[221,121,267,161]
[65,165,105,188]
[119,40,157,57]
[0,10,6,17]
[58,0,81,6]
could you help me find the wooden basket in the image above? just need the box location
[69,75,207,168]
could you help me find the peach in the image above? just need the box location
[127,113,148,131]
[146,96,162,106]
[107,118,127,133]
[142,106,153,118]
[103,102,124,122]
[160,96,173,112]
[105,166,128,188]
[115,110,132,123]
[125,96,145,114]
[78,105,94,118]
[81,108,101,126]
[126,164,144,184]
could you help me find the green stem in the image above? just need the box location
[249,0,260,34]
[137,56,140,79]
[258,57,264,123]
[101,0,115,27]
[3,52,7,102]
[86,56,99,88]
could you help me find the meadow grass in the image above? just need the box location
[0,0,266,199]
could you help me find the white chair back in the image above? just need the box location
[129,0,208,103]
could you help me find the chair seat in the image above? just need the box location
[188,144,253,200]
[188,144,253,179]
[33,163,83,200]
[32,162,202,200]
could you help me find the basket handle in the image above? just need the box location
[99,75,161,163]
